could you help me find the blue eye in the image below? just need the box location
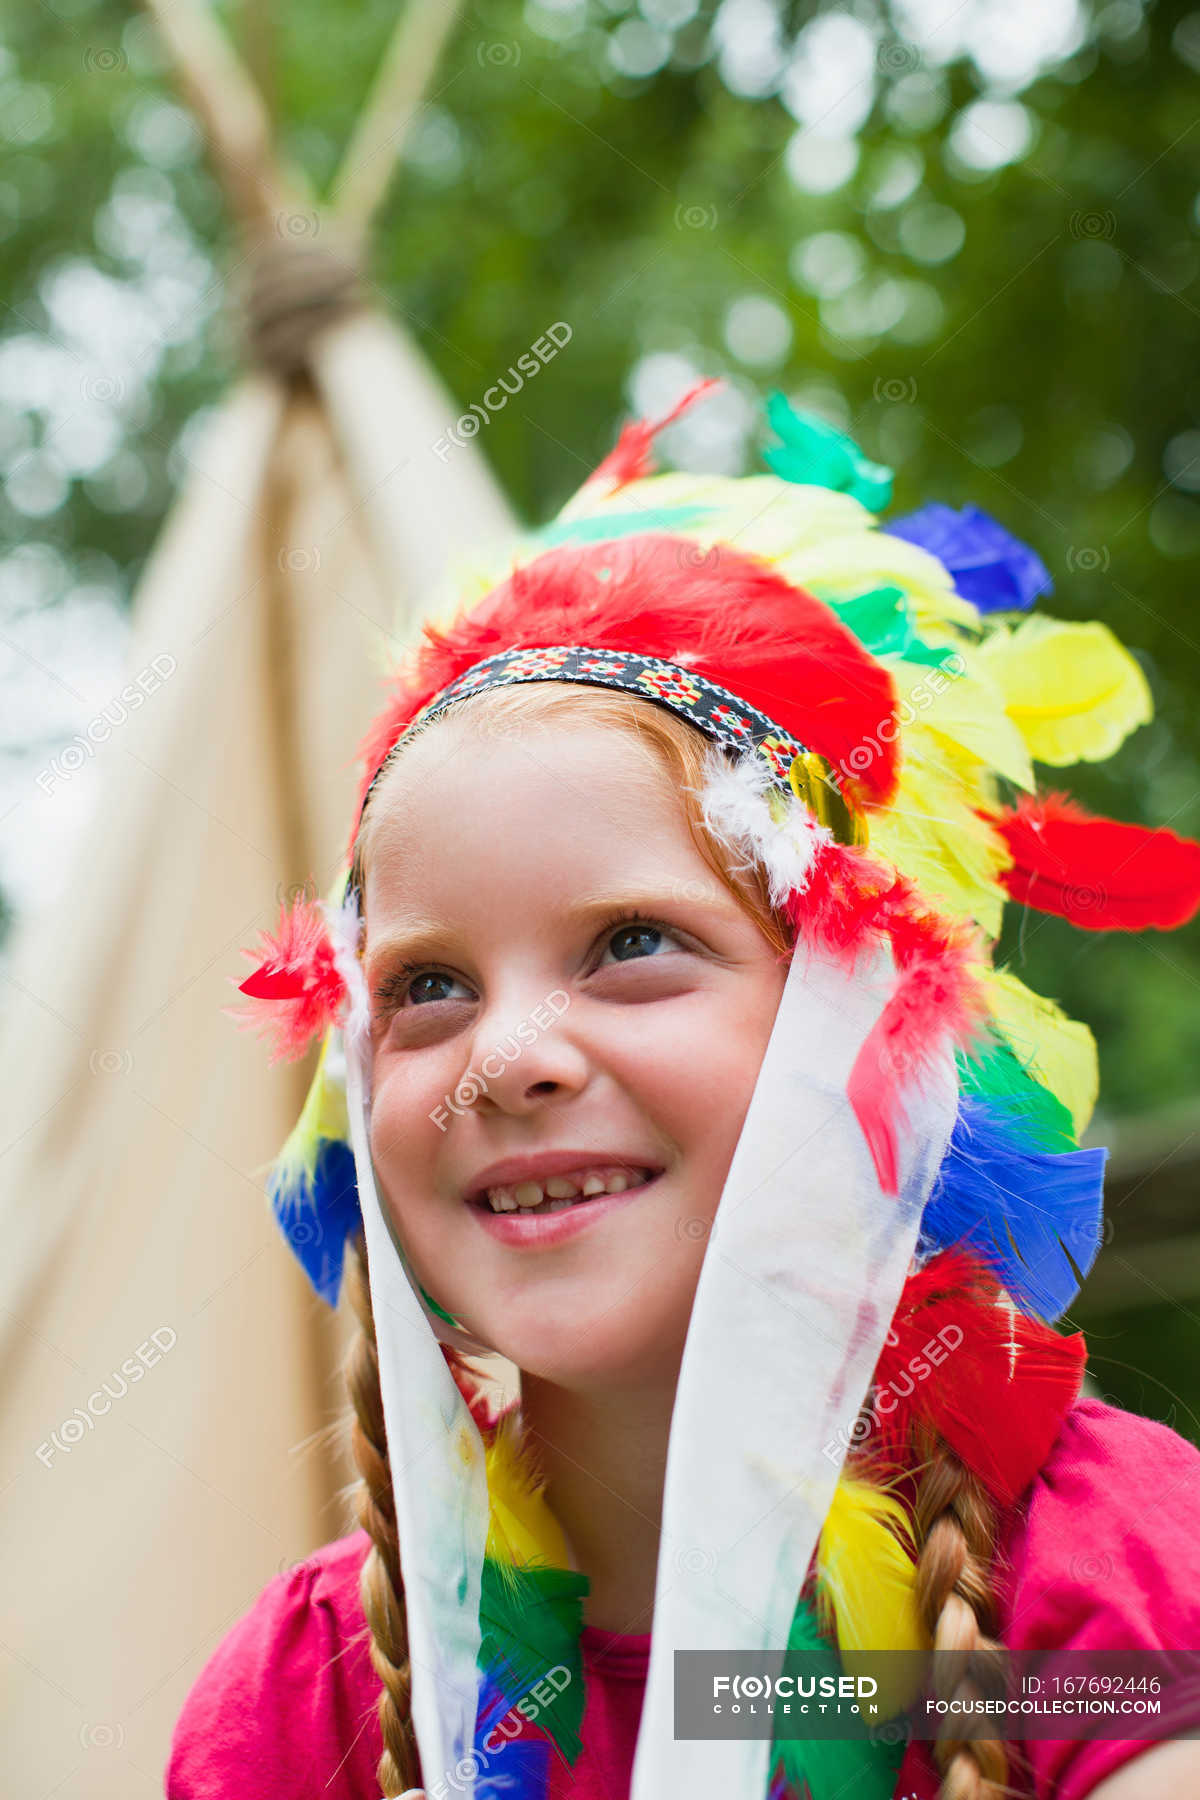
[373,967,473,1016]
[408,972,461,1005]
[601,921,678,963]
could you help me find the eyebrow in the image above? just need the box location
[363,883,735,973]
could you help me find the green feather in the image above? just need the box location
[957,1038,1079,1152]
[478,1556,590,1761]
[768,1597,906,1800]
[763,393,894,511]
[827,585,961,671]
[417,1285,461,1326]
[533,504,713,546]
[830,585,912,655]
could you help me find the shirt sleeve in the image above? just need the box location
[998,1397,1200,1800]
[165,1551,380,1800]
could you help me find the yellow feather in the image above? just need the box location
[484,1410,573,1572]
[982,966,1100,1137]
[977,615,1153,766]
[817,1474,927,1715]
[868,725,1011,936]
[916,646,1034,789]
[558,470,866,548]
[774,535,980,634]
[272,1031,349,1185]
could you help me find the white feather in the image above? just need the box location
[323,890,371,1063]
[695,744,836,908]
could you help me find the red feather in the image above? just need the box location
[987,792,1200,930]
[352,533,901,846]
[579,375,724,499]
[867,1250,1087,1504]
[234,896,346,1064]
[784,845,988,1195]
[442,1345,500,1433]
[846,949,986,1195]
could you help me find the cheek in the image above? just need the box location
[614,987,781,1191]
[367,1077,467,1296]
[368,1072,421,1177]
[366,1056,453,1234]
[369,1040,459,1152]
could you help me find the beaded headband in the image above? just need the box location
[353,641,867,885]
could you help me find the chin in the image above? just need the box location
[493,1300,691,1392]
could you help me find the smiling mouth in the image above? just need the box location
[472,1165,663,1216]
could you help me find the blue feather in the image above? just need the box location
[268,1137,360,1305]
[921,1096,1108,1320]
[472,1666,554,1796]
[886,502,1052,613]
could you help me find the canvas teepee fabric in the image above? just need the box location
[0,3,515,1793]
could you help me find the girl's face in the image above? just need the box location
[362,714,789,1391]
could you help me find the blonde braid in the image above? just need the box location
[911,1427,1016,1800]
[344,1231,422,1798]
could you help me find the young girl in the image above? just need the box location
[167,383,1200,1800]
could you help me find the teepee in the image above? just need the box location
[0,3,515,1793]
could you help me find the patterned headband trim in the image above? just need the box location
[358,644,864,851]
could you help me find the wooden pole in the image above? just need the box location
[330,0,468,239]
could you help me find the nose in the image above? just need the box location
[458,983,590,1115]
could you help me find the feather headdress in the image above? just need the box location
[234,377,1200,1800]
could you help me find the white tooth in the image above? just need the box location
[545,1176,580,1199]
[605,1171,629,1193]
[514,1181,544,1208]
[546,1198,572,1213]
[487,1185,517,1211]
[581,1173,607,1196]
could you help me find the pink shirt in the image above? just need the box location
[166,1400,1200,1799]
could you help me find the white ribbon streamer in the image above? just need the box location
[630,941,958,1799]
[346,1033,489,1798]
